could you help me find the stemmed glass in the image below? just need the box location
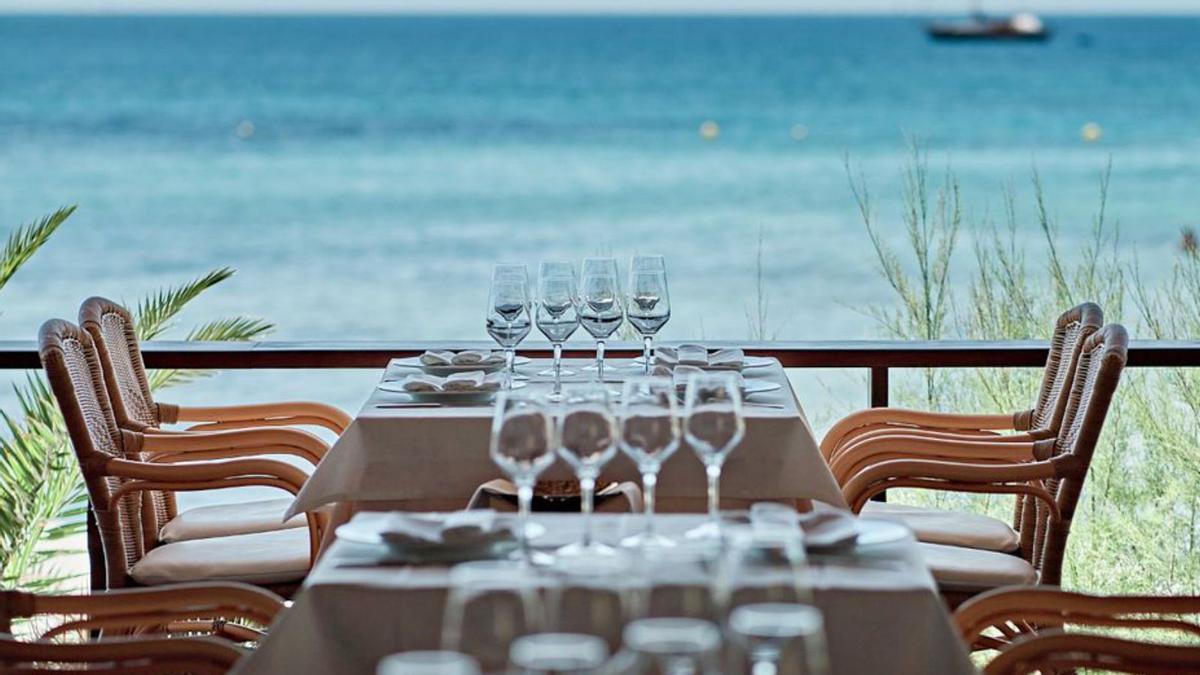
[490,392,556,554]
[536,266,581,402]
[487,264,533,388]
[554,385,619,558]
[628,256,670,373]
[618,376,681,548]
[377,651,481,675]
[729,603,830,675]
[442,561,543,673]
[683,372,745,539]
[623,618,722,675]
[579,258,624,381]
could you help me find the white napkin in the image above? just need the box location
[396,371,501,393]
[376,510,511,548]
[419,350,505,366]
[671,365,744,391]
[653,345,745,369]
[750,502,859,549]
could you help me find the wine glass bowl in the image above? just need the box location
[683,372,746,539]
[490,392,556,548]
[535,269,581,400]
[628,256,670,373]
[729,603,830,675]
[487,266,533,389]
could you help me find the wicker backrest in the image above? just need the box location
[79,297,178,527]
[1028,323,1128,584]
[1028,302,1104,433]
[39,320,152,589]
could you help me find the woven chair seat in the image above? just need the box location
[130,528,310,586]
[919,542,1037,592]
[159,498,305,543]
[861,501,1019,552]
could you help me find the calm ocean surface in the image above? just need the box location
[1,15,1199,426]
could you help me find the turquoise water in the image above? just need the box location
[2,15,1198,345]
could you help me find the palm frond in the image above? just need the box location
[134,267,236,340]
[150,316,275,390]
[0,206,75,294]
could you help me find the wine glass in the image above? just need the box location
[623,618,722,675]
[488,265,533,388]
[628,257,670,373]
[729,603,830,675]
[442,561,544,673]
[508,633,609,675]
[716,525,811,612]
[548,554,643,651]
[579,258,623,381]
[683,372,746,539]
[554,385,619,558]
[377,651,481,675]
[618,376,681,548]
[490,391,556,553]
[639,542,722,622]
[536,271,580,401]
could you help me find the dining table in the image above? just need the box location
[233,512,979,675]
[285,357,848,527]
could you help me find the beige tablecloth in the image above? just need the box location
[286,358,846,518]
[234,513,977,675]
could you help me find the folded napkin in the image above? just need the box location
[654,344,745,370]
[749,501,859,549]
[419,350,506,366]
[376,510,512,548]
[397,371,503,393]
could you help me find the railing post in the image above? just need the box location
[868,366,889,503]
[869,366,889,408]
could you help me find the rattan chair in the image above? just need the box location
[825,303,1103,554]
[40,319,326,595]
[955,586,1200,672]
[0,581,285,642]
[80,297,350,436]
[0,634,245,674]
[842,324,1128,602]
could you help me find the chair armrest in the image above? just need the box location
[174,401,352,434]
[841,456,1072,513]
[140,427,327,467]
[829,434,1046,485]
[984,630,1200,675]
[820,408,1018,460]
[0,634,245,671]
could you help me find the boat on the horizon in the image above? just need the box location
[927,11,1049,41]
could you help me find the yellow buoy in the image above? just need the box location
[235,120,255,139]
[790,123,809,142]
[1081,122,1102,143]
[699,120,720,141]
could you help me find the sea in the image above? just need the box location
[1,14,1199,434]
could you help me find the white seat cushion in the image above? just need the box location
[130,527,310,586]
[861,501,1019,552]
[160,498,305,543]
[919,542,1037,591]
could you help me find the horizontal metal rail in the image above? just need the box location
[4,339,1199,408]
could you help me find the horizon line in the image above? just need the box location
[5,9,1200,16]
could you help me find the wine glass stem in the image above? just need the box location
[580,475,596,547]
[706,463,721,525]
[642,335,653,373]
[504,347,516,389]
[595,339,606,381]
[552,342,563,395]
[642,471,657,536]
[517,479,534,561]
[751,658,780,675]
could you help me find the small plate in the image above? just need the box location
[391,355,532,377]
[634,355,775,370]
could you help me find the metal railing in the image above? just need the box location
[3,339,1199,407]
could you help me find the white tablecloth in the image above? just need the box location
[287,358,846,517]
[235,513,977,675]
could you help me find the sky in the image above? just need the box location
[1,0,1197,14]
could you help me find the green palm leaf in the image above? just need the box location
[0,206,75,295]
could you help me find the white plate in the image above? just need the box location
[377,380,525,402]
[633,355,775,370]
[854,519,912,548]
[391,355,531,376]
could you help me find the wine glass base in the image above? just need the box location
[555,541,619,558]
[619,531,677,549]
[543,391,565,403]
[536,368,576,377]
[684,520,723,540]
[520,522,548,540]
